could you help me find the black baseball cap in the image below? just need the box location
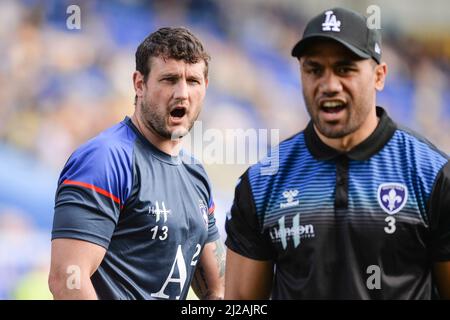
[291,7,382,64]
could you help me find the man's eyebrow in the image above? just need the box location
[187,73,202,79]
[333,59,358,67]
[159,72,180,78]
[302,59,322,68]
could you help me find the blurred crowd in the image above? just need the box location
[0,0,449,299]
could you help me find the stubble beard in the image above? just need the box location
[304,96,370,139]
[140,100,199,140]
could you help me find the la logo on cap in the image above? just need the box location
[322,10,341,32]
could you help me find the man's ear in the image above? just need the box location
[133,71,146,100]
[375,62,388,91]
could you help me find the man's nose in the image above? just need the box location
[319,70,343,95]
[173,80,189,100]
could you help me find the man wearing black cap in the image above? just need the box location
[224,7,450,299]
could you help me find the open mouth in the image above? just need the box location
[320,101,346,114]
[170,107,186,118]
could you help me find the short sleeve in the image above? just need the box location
[429,161,450,261]
[225,171,275,260]
[52,138,133,249]
[205,176,220,243]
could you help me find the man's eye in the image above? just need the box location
[162,77,176,83]
[336,67,352,74]
[188,79,200,84]
[307,68,321,75]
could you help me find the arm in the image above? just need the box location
[191,239,225,300]
[429,161,450,299]
[224,248,273,300]
[48,238,106,300]
[434,262,450,299]
[224,171,275,299]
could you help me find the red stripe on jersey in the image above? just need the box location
[208,202,215,215]
[63,179,121,206]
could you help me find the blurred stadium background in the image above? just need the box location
[0,0,449,299]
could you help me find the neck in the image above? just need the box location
[315,109,379,152]
[131,113,181,157]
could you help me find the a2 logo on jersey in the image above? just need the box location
[147,199,209,299]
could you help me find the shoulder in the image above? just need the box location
[70,122,136,163]
[383,127,449,198]
[247,131,306,185]
[59,121,137,185]
[390,126,448,168]
[82,121,136,157]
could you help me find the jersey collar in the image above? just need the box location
[304,107,397,161]
[124,116,182,165]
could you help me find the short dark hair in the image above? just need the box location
[135,27,210,83]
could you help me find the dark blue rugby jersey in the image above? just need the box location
[52,117,219,300]
[225,107,450,299]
